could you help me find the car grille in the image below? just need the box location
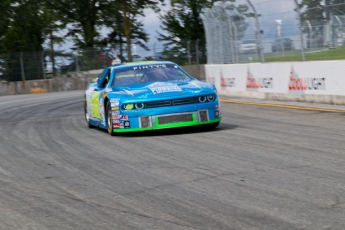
[145,97,198,108]
[158,114,193,124]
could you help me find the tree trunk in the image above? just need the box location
[122,3,132,62]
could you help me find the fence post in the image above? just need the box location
[200,12,213,64]
[225,10,235,63]
[187,40,191,65]
[232,22,239,63]
[20,52,25,81]
[195,39,199,64]
[41,51,46,79]
[76,48,80,76]
[246,0,265,63]
[294,0,306,61]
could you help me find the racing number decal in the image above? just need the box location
[91,91,101,119]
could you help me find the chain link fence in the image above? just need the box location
[201,0,345,64]
[0,48,123,82]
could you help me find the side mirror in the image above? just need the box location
[92,77,99,83]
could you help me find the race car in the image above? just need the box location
[84,61,221,136]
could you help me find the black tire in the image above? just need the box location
[84,99,95,128]
[106,102,116,136]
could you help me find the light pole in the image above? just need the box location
[276,19,285,56]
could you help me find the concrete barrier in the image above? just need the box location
[181,64,206,80]
[0,73,99,96]
[0,66,205,96]
[205,61,345,105]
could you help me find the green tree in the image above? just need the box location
[157,0,249,65]
[1,0,46,81]
[118,0,164,61]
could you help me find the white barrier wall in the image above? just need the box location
[205,61,345,105]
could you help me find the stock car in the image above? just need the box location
[84,61,221,136]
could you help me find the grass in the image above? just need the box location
[264,46,345,62]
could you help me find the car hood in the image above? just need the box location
[112,80,211,100]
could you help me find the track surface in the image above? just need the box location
[0,91,345,230]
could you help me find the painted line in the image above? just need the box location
[220,99,345,113]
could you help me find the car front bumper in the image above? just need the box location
[112,102,221,132]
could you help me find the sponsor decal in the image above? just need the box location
[121,115,128,120]
[133,64,167,70]
[246,77,260,89]
[220,71,235,88]
[112,115,120,119]
[113,119,120,123]
[220,77,236,88]
[112,111,120,115]
[306,78,326,90]
[207,76,215,84]
[124,121,130,128]
[246,68,273,89]
[259,78,273,88]
[113,123,120,128]
[289,67,326,91]
[148,82,182,94]
[110,98,120,103]
[111,102,119,107]
[111,106,119,110]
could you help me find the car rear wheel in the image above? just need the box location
[84,99,95,128]
[107,102,115,136]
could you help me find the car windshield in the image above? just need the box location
[111,64,192,87]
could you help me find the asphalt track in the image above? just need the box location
[0,91,345,230]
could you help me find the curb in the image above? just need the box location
[220,99,345,113]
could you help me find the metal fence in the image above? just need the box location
[0,44,207,82]
[0,48,124,82]
[201,0,345,64]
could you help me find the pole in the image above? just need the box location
[195,39,199,64]
[246,0,265,63]
[226,10,235,63]
[76,48,80,76]
[41,51,46,79]
[187,40,191,65]
[294,0,306,61]
[20,52,25,81]
[232,22,238,63]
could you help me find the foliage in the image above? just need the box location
[0,0,47,81]
[157,0,249,65]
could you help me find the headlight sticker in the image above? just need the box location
[124,104,134,110]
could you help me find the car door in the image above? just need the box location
[91,68,111,121]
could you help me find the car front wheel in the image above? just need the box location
[107,102,115,136]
